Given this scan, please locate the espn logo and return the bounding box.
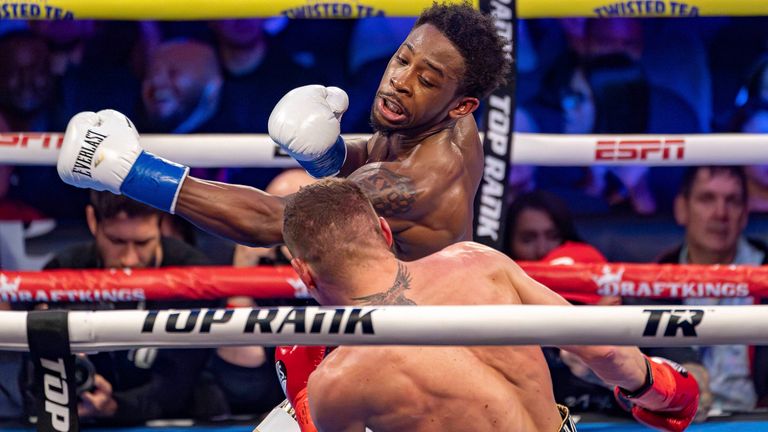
[0,133,64,148]
[595,139,684,161]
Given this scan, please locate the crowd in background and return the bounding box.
[2,14,768,426]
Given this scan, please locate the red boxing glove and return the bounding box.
[614,356,700,432]
[275,345,326,432]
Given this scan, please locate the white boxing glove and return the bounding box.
[268,85,348,178]
[57,109,189,212]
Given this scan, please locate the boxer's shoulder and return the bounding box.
[436,241,507,261]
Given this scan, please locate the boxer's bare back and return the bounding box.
[307,243,566,432]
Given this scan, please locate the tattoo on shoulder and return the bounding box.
[352,263,417,305]
[350,166,418,216]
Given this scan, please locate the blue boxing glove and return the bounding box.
[57,109,188,213]
[268,85,348,178]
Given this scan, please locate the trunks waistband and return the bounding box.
[557,404,578,432]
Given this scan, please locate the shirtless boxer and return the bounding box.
[56,3,562,430]
[56,3,508,262]
[279,178,699,432]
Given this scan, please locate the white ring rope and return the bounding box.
[2,132,766,167]
[4,305,766,351]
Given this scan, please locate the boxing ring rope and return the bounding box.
[2,132,767,166]
[2,305,766,351]
[0,262,763,304]
[1,0,765,20]
[4,4,765,432]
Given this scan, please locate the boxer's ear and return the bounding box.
[86,205,98,236]
[448,96,479,119]
[379,217,394,248]
[290,258,317,294]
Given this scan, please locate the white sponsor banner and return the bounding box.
[3,132,768,167]
[0,305,766,351]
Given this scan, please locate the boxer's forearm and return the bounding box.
[562,345,648,392]
[176,177,285,246]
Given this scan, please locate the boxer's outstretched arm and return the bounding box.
[175,177,285,246]
[502,254,648,391]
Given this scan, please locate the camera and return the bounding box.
[73,356,96,395]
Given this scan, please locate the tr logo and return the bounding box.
[642,309,704,337]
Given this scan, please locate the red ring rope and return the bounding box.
[0,262,764,304]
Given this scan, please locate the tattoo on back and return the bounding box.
[352,263,417,305]
[350,166,417,216]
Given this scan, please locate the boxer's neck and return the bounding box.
[315,255,404,306]
[389,118,457,152]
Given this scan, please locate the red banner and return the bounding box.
[0,266,307,303]
[0,263,763,303]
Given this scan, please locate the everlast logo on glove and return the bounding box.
[642,309,704,337]
[71,129,108,178]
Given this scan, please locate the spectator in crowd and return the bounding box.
[209,19,318,133]
[728,103,768,212]
[652,166,767,413]
[40,191,224,423]
[568,17,710,133]
[140,39,224,135]
[504,190,584,262]
[139,38,227,239]
[537,53,656,215]
[0,30,88,219]
[30,20,142,129]
[209,19,323,190]
[28,20,97,77]
[0,31,55,131]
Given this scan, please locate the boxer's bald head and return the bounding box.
[283,178,394,281]
[266,169,315,197]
